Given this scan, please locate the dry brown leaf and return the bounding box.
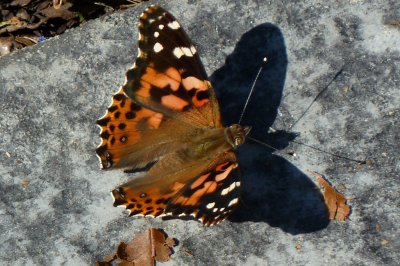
[15,36,37,46]
[387,21,400,27]
[10,0,33,6]
[314,172,351,221]
[295,243,302,251]
[97,228,176,265]
[40,2,75,20]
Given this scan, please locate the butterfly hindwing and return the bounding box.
[167,159,240,226]
[111,155,240,226]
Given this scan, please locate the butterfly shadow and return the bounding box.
[210,23,329,234]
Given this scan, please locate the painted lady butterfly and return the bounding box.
[96,5,250,226]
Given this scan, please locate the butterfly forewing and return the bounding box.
[124,5,221,128]
[97,5,242,226]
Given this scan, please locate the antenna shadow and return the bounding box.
[210,23,329,234]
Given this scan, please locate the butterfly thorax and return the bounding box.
[179,124,249,163]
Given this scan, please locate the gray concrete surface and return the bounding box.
[1,0,399,265]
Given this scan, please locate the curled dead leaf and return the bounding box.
[97,228,177,265]
[314,172,351,221]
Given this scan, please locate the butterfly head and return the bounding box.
[225,124,251,148]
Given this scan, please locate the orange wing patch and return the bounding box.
[120,5,222,128]
[96,88,164,169]
[125,64,211,112]
[112,180,185,217]
[166,160,240,226]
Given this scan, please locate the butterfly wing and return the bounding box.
[124,5,221,127]
[166,159,241,226]
[112,153,240,226]
[97,5,242,225]
[96,5,221,170]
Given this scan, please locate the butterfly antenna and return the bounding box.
[247,136,279,152]
[284,67,366,164]
[292,140,367,164]
[238,57,268,125]
[289,68,344,130]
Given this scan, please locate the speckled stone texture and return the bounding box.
[0,0,399,265]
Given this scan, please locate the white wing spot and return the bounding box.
[159,24,164,30]
[221,187,230,196]
[221,182,237,196]
[148,19,155,24]
[206,202,215,209]
[228,198,239,207]
[153,42,164,53]
[190,45,197,54]
[220,208,225,212]
[168,21,180,29]
[235,181,241,187]
[154,31,160,38]
[213,208,219,213]
[173,47,184,58]
[181,47,193,57]
[173,47,194,58]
